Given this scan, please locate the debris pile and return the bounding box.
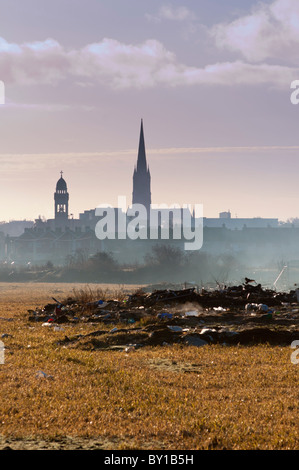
[194,283,297,309]
[27,281,299,349]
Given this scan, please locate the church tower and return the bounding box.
[54,171,69,222]
[132,119,151,213]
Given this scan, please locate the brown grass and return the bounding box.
[0,282,298,450]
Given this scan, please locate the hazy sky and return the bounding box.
[0,0,299,222]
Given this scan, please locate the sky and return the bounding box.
[0,0,299,222]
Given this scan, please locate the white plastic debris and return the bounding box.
[200,328,216,335]
[213,307,226,312]
[185,310,199,317]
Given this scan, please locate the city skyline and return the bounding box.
[0,0,299,222]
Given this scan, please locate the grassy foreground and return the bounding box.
[0,282,298,450]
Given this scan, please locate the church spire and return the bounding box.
[136,119,147,172]
[132,119,151,212]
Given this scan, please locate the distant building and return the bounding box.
[219,211,231,219]
[203,215,278,230]
[132,119,151,213]
[0,220,34,237]
[1,120,293,267]
[54,171,69,223]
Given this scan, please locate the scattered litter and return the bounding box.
[245,303,259,312]
[25,281,299,349]
[185,310,199,317]
[53,326,64,332]
[200,328,217,335]
[258,304,274,313]
[157,313,173,320]
[36,370,54,380]
[124,346,136,353]
[97,300,108,309]
[167,325,183,332]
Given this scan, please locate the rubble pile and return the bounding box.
[193,283,297,309]
[27,281,299,349]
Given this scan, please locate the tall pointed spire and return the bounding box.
[136,119,147,172]
[132,119,151,213]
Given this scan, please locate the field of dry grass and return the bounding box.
[0,282,298,450]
